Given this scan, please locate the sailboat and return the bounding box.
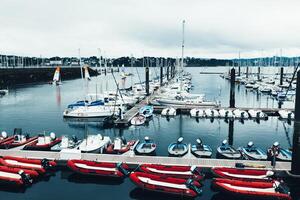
[84,66,91,81]
[51,67,62,85]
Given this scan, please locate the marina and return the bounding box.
[1,1,300,199]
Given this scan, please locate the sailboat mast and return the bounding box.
[79,48,83,79]
[181,20,185,73]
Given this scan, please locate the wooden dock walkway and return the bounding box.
[114,98,149,126]
[0,149,291,171]
[153,105,294,116]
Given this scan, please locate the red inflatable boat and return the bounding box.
[211,167,274,181]
[105,139,136,154]
[213,178,291,200]
[67,160,129,178]
[23,136,61,151]
[0,156,57,174]
[0,165,35,186]
[139,164,204,181]
[0,135,38,149]
[130,172,202,197]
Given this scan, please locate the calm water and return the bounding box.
[0,67,299,200]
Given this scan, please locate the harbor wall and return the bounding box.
[0,66,98,85]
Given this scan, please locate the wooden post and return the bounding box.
[228,119,234,146]
[246,66,249,78]
[280,67,284,86]
[229,68,235,108]
[160,65,163,86]
[257,66,260,80]
[145,66,150,96]
[167,66,170,81]
[292,70,300,175]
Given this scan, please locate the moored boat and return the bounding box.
[211,167,275,181]
[67,160,129,178]
[212,178,291,200]
[217,140,241,159]
[0,166,33,186]
[23,132,61,151]
[190,108,205,118]
[131,114,146,126]
[267,142,292,162]
[139,105,153,118]
[0,133,38,149]
[129,172,202,198]
[219,109,234,118]
[77,134,111,153]
[139,164,204,181]
[51,135,81,151]
[248,109,268,120]
[239,141,268,160]
[134,137,156,155]
[191,138,213,158]
[105,138,136,154]
[168,137,188,157]
[161,107,176,116]
[0,156,57,174]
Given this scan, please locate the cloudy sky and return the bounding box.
[1,0,300,58]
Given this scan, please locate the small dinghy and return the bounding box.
[205,109,220,118]
[139,164,204,181]
[211,167,275,181]
[77,134,111,153]
[190,108,205,118]
[278,110,294,120]
[217,140,241,159]
[129,172,202,198]
[191,138,213,158]
[0,165,34,186]
[105,138,136,154]
[139,105,153,118]
[0,156,57,174]
[134,136,156,155]
[168,137,188,157]
[51,135,81,151]
[239,141,268,160]
[131,115,146,126]
[233,109,249,119]
[67,160,129,178]
[248,109,268,120]
[267,142,292,162]
[219,109,234,118]
[212,178,291,200]
[23,132,61,151]
[161,107,176,116]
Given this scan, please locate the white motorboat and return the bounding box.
[278,110,294,120]
[219,109,234,118]
[233,109,249,119]
[63,105,123,118]
[204,109,219,118]
[248,109,268,119]
[190,108,205,117]
[76,134,111,153]
[51,135,81,151]
[154,97,217,107]
[161,107,176,116]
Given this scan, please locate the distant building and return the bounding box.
[50,60,62,65]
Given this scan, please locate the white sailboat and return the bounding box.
[84,66,91,81]
[52,67,62,85]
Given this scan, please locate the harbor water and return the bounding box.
[0,67,299,200]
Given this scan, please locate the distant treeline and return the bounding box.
[0,54,299,68]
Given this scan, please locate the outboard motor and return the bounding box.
[222,140,228,146]
[71,135,78,143]
[1,131,7,139]
[177,137,184,144]
[144,136,150,142]
[247,141,254,149]
[18,170,33,185]
[50,132,56,140]
[116,163,129,177]
[185,179,202,195]
[196,138,203,149]
[41,159,51,170]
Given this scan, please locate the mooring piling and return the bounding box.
[145,66,150,96]
[160,65,163,86]
[292,70,300,175]
[280,67,284,86]
[230,68,235,108]
[228,119,234,146]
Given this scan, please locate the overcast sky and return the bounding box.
[1,0,300,58]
